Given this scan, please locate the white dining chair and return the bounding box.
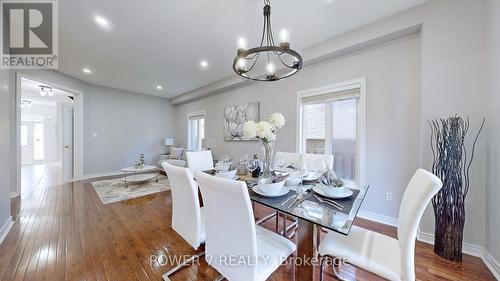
[186,150,214,174]
[301,153,334,172]
[161,162,205,280]
[317,169,443,281]
[195,171,297,281]
[256,151,302,232]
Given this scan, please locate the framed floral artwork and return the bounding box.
[224,102,259,141]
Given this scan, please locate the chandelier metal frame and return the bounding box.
[232,0,303,81]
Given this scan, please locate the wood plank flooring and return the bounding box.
[0,176,496,281]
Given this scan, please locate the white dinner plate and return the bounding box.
[303,172,321,182]
[312,184,353,199]
[252,186,289,197]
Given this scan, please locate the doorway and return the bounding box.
[18,77,76,196]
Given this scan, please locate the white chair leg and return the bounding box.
[162,251,205,281]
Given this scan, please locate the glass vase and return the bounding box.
[260,139,274,179]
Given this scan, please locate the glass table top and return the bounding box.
[203,170,369,236]
[247,182,369,235]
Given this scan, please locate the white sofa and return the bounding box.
[158,149,196,170]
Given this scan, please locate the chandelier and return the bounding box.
[232,0,303,81]
[39,85,53,97]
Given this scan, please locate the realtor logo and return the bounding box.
[1,1,58,69]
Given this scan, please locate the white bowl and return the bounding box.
[285,177,302,186]
[216,169,237,179]
[215,162,231,172]
[320,184,349,197]
[257,179,285,195]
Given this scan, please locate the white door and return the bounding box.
[61,108,74,181]
[33,122,45,164]
[21,122,34,165]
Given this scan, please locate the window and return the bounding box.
[298,79,366,184]
[188,112,205,150]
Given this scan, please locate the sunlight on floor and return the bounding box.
[21,162,63,196]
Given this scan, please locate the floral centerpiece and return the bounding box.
[243,113,286,179]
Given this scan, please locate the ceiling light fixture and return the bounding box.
[94,15,112,31]
[233,0,302,81]
[200,60,209,69]
[156,85,163,90]
[39,85,54,97]
[82,68,91,74]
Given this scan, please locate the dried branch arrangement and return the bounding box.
[429,116,485,262]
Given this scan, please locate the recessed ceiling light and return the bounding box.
[200,60,209,69]
[82,68,91,74]
[94,15,112,31]
[156,85,163,90]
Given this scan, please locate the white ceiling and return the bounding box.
[58,0,428,99]
[21,78,74,106]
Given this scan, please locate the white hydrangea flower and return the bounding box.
[242,121,257,139]
[269,113,286,128]
[256,121,274,140]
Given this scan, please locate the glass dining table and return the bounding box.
[204,170,369,280]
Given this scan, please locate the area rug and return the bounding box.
[91,175,170,204]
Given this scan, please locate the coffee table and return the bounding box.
[121,165,159,188]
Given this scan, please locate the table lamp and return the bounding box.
[164,137,174,153]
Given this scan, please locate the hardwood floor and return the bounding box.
[0,176,495,281]
[21,163,63,197]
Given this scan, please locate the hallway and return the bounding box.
[21,163,63,197]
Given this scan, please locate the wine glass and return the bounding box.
[246,158,259,174]
[275,156,286,172]
[239,153,249,166]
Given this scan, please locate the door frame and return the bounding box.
[15,72,84,195]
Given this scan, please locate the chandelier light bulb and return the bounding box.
[266,62,275,75]
[40,89,47,96]
[48,89,54,96]
[279,29,288,43]
[237,37,247,50]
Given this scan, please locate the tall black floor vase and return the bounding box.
[429,116,484,262]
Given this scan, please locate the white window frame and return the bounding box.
[187,111,206,150]
[296,78,366,186]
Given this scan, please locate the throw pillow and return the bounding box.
[169,147,184,160]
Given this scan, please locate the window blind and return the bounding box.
[188,113,204,120]
[301,88,360,105]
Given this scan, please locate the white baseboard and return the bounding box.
[357,209,399,227]
[0,216,14,245]
[416,230,484,257]
[356,211,499,279]
[74,171,122,182]
[417,229,500,280]
[483,250,500,280]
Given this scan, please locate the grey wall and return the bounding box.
[12,70,177,179]
[84,85,176,175]
[177,34,422,219]
[0,69,13,229]
[176,0,489,248]
[486,0,500,263]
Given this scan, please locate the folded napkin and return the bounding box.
[320,169,344,187]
